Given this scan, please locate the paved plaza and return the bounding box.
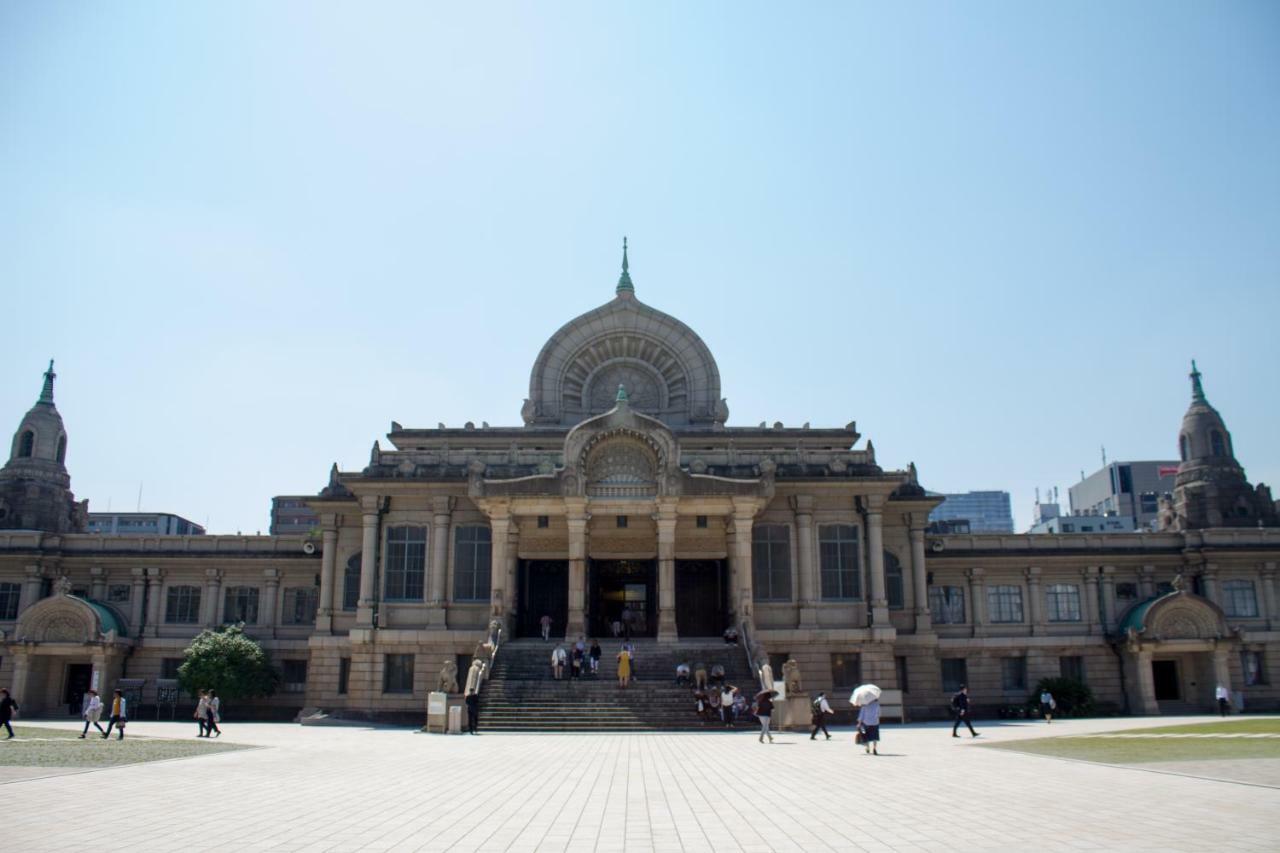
[5,716,1279,852]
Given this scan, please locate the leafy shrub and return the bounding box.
[1028,677,1095,717]
[177,624,281,701]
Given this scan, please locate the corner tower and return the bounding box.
[0,361,88,532]
[1166,361,1278,530]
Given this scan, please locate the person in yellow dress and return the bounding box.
[616,647,632,688]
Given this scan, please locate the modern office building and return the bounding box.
[1,250,1278,725]
[86,513,206,536]
[927,490,1014,533]
[1070,461,1179,531]
[270,496,319,536]
[1029,513,1135,534]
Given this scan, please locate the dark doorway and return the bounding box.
[589,560,656,638]
[518,560,568,639]
[675,559,727,637]
[1152,659,1180,701]
[64,663,93,716]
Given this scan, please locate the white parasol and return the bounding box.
[849,684,882,707]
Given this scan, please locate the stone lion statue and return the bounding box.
[438,659,459,694]
[782,658,802,694]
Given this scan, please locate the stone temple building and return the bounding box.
[2,248,1278,722]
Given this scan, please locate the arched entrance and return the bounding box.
[1119,587,1235,715]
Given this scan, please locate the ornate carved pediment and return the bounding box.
[584,434,659,498]
[1143,593,1228,643]
[14,595,103,644]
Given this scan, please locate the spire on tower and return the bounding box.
[39,359,56,405]
[616,236,634,295]
[1189,359,1207,404]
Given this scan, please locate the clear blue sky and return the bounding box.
[2,2,1277,533]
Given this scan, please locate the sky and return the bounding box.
[1,2,1277,534]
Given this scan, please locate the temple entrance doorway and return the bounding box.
[675,560,727,637]
[1152,659,1181,701]
[517,560,568,638]
[63,663,93,716]
[589,560,656,639]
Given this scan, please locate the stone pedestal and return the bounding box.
[779,694,812,731]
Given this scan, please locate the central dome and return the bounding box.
[522,242,727,429]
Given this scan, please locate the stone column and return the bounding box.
[1026,566,1044,636]
[316,519,338,633]
[1139,564,1156,599]
[18,565,43,616]
[356,495,381,628]
[966,567,986,638]
[656,499,678,641]
[1083,567,1100,633]
[489,509,510,629]
[1261,562,1277,631]
[731,498,756,621]
[262,568,280,638]
[203,568,223,628]
[10,652,30,711]
[791,496,817,628]
[1099,565,1116,632]
[909,515,931,633]
[566,499,588,639]
[129,568,146,637]
[1212,646,1232,694]
[504,523,519,622]
[427,496,454,628]
[866,495,889,627]
[89,566,106,601]
[1134,649,1159,715]
[145,568,164,637]
[1200,563,1219,604]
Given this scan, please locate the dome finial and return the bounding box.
[616,236,634,295]
[616,384,629,405]
[1190,359,1207,404]
[39,359,56,404]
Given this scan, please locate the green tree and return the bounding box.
[177,624,280,701]
[1028,676,1095,717]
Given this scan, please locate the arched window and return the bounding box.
[884,551,905,610]
[343,554,361,611]
[1210,431,1226,457]
[1179,434,1188,462]
[56,435,66,463]
[18,430,34,458]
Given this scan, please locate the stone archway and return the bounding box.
[1118,589,1235,715]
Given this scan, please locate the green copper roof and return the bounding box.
[616,237,634,294]
[73,596,126,636]
[1117,594,1165,635]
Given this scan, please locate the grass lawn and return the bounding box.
[0,726,251,768]
[985,718,1280,764]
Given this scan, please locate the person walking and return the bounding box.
[1216,684,1231,717]
[102,689,127,740]
[79,689,105,738]
[589,639,602,676]
[551,645,567,680]
[620,606,633,641]
[809,692,833,740]
[540,614,552,641]
[755,690,776,744]
[0,688,19,739]
[194,690,210,737]
[616,646,632,688]
[1039,689,1056,724]
[465,690,479,735]
[206,690,222,737]
[950,685,979,738]
[858,697,881,755]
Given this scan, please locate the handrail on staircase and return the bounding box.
[737,617,768,691]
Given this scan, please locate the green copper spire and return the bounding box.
[616,384,629,404]
[616,236,634,295]
[39,359,56,405]
[1190,359,1207,404]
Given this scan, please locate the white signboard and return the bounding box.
[427,691,447,716]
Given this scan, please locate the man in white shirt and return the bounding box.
[720,685,736,727]
[675,662,691,686]
[809,692,834,740]
[1216,684,1231,717]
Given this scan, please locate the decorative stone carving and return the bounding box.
[1148,600,1223,641]
[782,659,802,694]
[585,436,658,498]
[438,660,459,694]
[587,363,664,414]
[41,615,87,642]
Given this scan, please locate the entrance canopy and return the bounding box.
[1119,588,1230,649]
[13,589,126,645]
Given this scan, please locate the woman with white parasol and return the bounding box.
[850,684,882,755]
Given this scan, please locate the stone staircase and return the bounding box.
[476,638,760,731]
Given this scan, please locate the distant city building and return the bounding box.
[1029,513,1135,534]
[927,490,1014,533]
[1070,460,1179,531]
[86,512,205,536]
[271,496,319,535]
